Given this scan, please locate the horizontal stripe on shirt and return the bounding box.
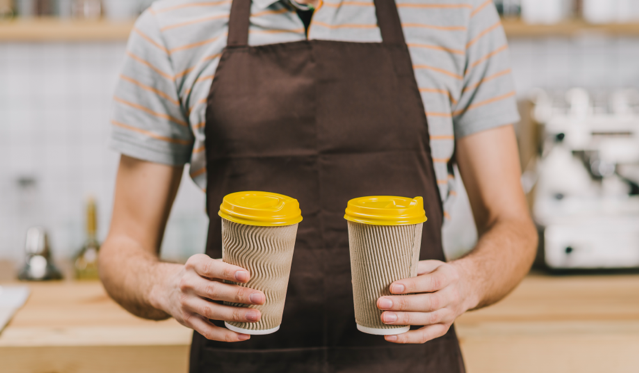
[110,0,520,203]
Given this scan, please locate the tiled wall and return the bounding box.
[2,35,639,265]
[509,36,639,93]
[0,42,207,265]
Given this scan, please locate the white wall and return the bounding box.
[0,42,208,265]
[509,36,639,94]
[2,36,639,265]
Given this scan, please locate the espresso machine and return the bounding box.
[533,88,639,270]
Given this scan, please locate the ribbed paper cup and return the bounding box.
[347,221,423,335]
[222,218,298,335]
[344,196,427,335]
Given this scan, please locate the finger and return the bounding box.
[378,288,454,312]
[384,324,450,344]
[390,264,456,294]
[183,311,250,342]
[185,254,251,283]
[182,275,265,305]
[417,260,445,275]
[381,309,451,326]
[182,295,261,323]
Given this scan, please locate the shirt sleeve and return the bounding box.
[451,0,520,138]
[110,9,194,166]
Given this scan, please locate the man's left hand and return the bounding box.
[377,260,474,344]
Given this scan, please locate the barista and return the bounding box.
[99,0,537,372]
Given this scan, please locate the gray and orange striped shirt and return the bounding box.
[110,0,519,213]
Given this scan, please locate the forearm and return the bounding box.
[99,234,181,320]
[452,216,537,311]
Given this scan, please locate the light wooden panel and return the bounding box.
[456,274,639,373]
[0,281,191,372]
[460,329,639,373]
[0,281,192,347]
[3,18,639,42]
[2,275,639,372]
[503,19,639,37]
[458,274,639,323]
[0,18,134,42]
[0,346,189,373]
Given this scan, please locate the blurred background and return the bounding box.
[2,1,639,372]
[0,0,207,271]
[3,0,639,271]
[0,0,639,272]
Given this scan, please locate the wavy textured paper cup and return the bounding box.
[218,191,302,334]
[347,221,423,335]
[222,218,298,334]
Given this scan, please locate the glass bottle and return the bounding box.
[74,197,100,280]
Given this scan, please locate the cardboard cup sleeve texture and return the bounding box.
[222,218,298,334]
[347,221,423,335]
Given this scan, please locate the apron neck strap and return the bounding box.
[227,0,406,47]
[227,0,251,47]
[374,0,406,45]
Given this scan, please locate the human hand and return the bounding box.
[376,260,473,344]
[154,254,265,342]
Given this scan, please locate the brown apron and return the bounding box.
[190,0,466,371]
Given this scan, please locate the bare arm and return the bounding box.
[99,155,265,341]
[378,125,538,343]
[99,155,183,320]
[453,124,538,310]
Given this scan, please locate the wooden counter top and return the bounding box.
[456,274,639,373]
[0,281,190,347]
[0,281,191,373]
[1,274,639,373]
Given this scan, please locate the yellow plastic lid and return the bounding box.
[219,191,303,227]
[344,196,427,226]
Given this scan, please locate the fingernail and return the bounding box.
[246,310,260,321]
[383,312,397,323]
[378,298,393,309]
[386,335,398,342]
[390,284,405,294]
[238,334,251,341]
[235,271,249,282]
[249,293,263,304]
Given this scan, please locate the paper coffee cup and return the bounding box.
[344,196,427,335]
[219,191,302,335]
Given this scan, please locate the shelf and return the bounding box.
[0,18,135,42]
[503,19,639,38]
[2,18,639,42]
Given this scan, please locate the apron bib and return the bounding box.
[190,1,466,371]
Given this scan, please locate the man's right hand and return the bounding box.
[100,157,264,343]
[152,254,265,342]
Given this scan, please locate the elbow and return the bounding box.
[97,238,116,286]
[97,239,124,308]
[494,213,538,272]
[520,216,539,272]
[497,214,539,275]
